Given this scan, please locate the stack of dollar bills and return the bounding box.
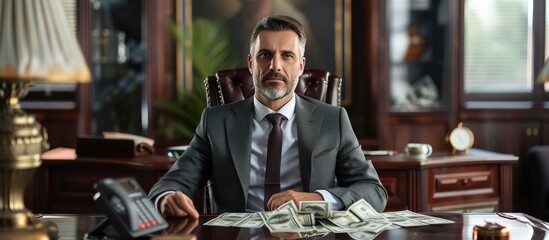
[204,199,454,239]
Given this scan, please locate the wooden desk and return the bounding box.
[28,148,517,214]
[368,149,518,213]
[39,212,549,239]
[27,148,175,214]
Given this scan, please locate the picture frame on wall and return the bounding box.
[176,0,352,105]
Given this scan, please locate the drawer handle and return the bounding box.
[462,178,469,185]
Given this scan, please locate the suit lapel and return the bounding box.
[296,97,322,192]
[224,97,322,202]
[226,98,254,202]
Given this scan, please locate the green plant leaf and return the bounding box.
[155,18,238,141]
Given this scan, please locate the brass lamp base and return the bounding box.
[0,81,57,238]
[0,211,58,240]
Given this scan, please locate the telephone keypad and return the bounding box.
[93,177,168,238]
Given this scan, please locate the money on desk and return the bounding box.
[204,199,454,238]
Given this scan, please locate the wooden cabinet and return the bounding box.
[376,170,410,212]
[356,0,549,156]
[354,0,459,151]
[465,118,542,157]
[82,0,172,138]
[387,113,450,152]
[26,149,175,214]
[428,165,500,212]
[461,114,545,212]
[24,0,174,148]
[369,149,517,212]
[454,111,549,164]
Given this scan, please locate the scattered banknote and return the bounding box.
[348,230,383,240]
[203,212,255,227]
[321,218,390,233]
[277,200,298,212]
[204,199,454,237]
[391,210,455,225]
[299,201,331,219]
[380,212,428,227]
[348,199,388,222]
[259,207,305,233]
[330,210,348,218]
[285,225,331,238]
[233,213,265,228]
[297,211,316,226]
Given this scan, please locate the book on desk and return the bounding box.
[76,132,155,158]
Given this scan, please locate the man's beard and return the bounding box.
[257,71,292,100]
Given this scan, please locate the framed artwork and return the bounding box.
[177,0,352,105]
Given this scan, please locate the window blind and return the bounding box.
[464,0,533,93]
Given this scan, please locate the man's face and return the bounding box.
[248,30,305,102]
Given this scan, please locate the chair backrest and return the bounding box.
[204,68,342,107]
[520,146,549,221]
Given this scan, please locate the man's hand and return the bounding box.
[266,190,324,211]
[160,192,199,218]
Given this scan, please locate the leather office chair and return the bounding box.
[205,68,342,107]
[520,146,549,221]
[201,68,342,213]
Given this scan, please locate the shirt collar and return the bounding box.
[253,94,296,121]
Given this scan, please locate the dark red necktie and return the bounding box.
[264,113,286,210]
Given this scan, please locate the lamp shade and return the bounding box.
[0,0,91,83]
[537,60,549,84]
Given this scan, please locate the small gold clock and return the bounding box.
[446,122,475,154]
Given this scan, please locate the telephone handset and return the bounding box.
[91,177,167,239]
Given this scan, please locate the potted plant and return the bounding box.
[155,18,237,142]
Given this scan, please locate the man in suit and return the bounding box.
[149,15,387,218]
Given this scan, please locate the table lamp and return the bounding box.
[0,0,91,238]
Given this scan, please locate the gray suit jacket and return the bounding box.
[149,95,388,212]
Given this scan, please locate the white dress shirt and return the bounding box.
[246,95,342,211]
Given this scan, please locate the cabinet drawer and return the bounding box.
[435,171,491,193]
[430,165,499,201]
[378,171,408,211]
[48,167,145,213]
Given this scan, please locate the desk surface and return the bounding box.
[40,212,548,239]
[40,147,517,170]
[367,148,518,169]
[41,147,175,169]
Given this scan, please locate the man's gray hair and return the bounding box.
[249,15,307,57]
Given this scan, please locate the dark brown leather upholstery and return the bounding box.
[204,68,342,107]
[520,146,549,221]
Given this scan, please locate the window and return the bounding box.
[464,0,532,94]
[462,0,549,108]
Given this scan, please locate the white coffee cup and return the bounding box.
[405,143,433,160]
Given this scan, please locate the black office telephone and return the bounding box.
[90,177,167,239]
